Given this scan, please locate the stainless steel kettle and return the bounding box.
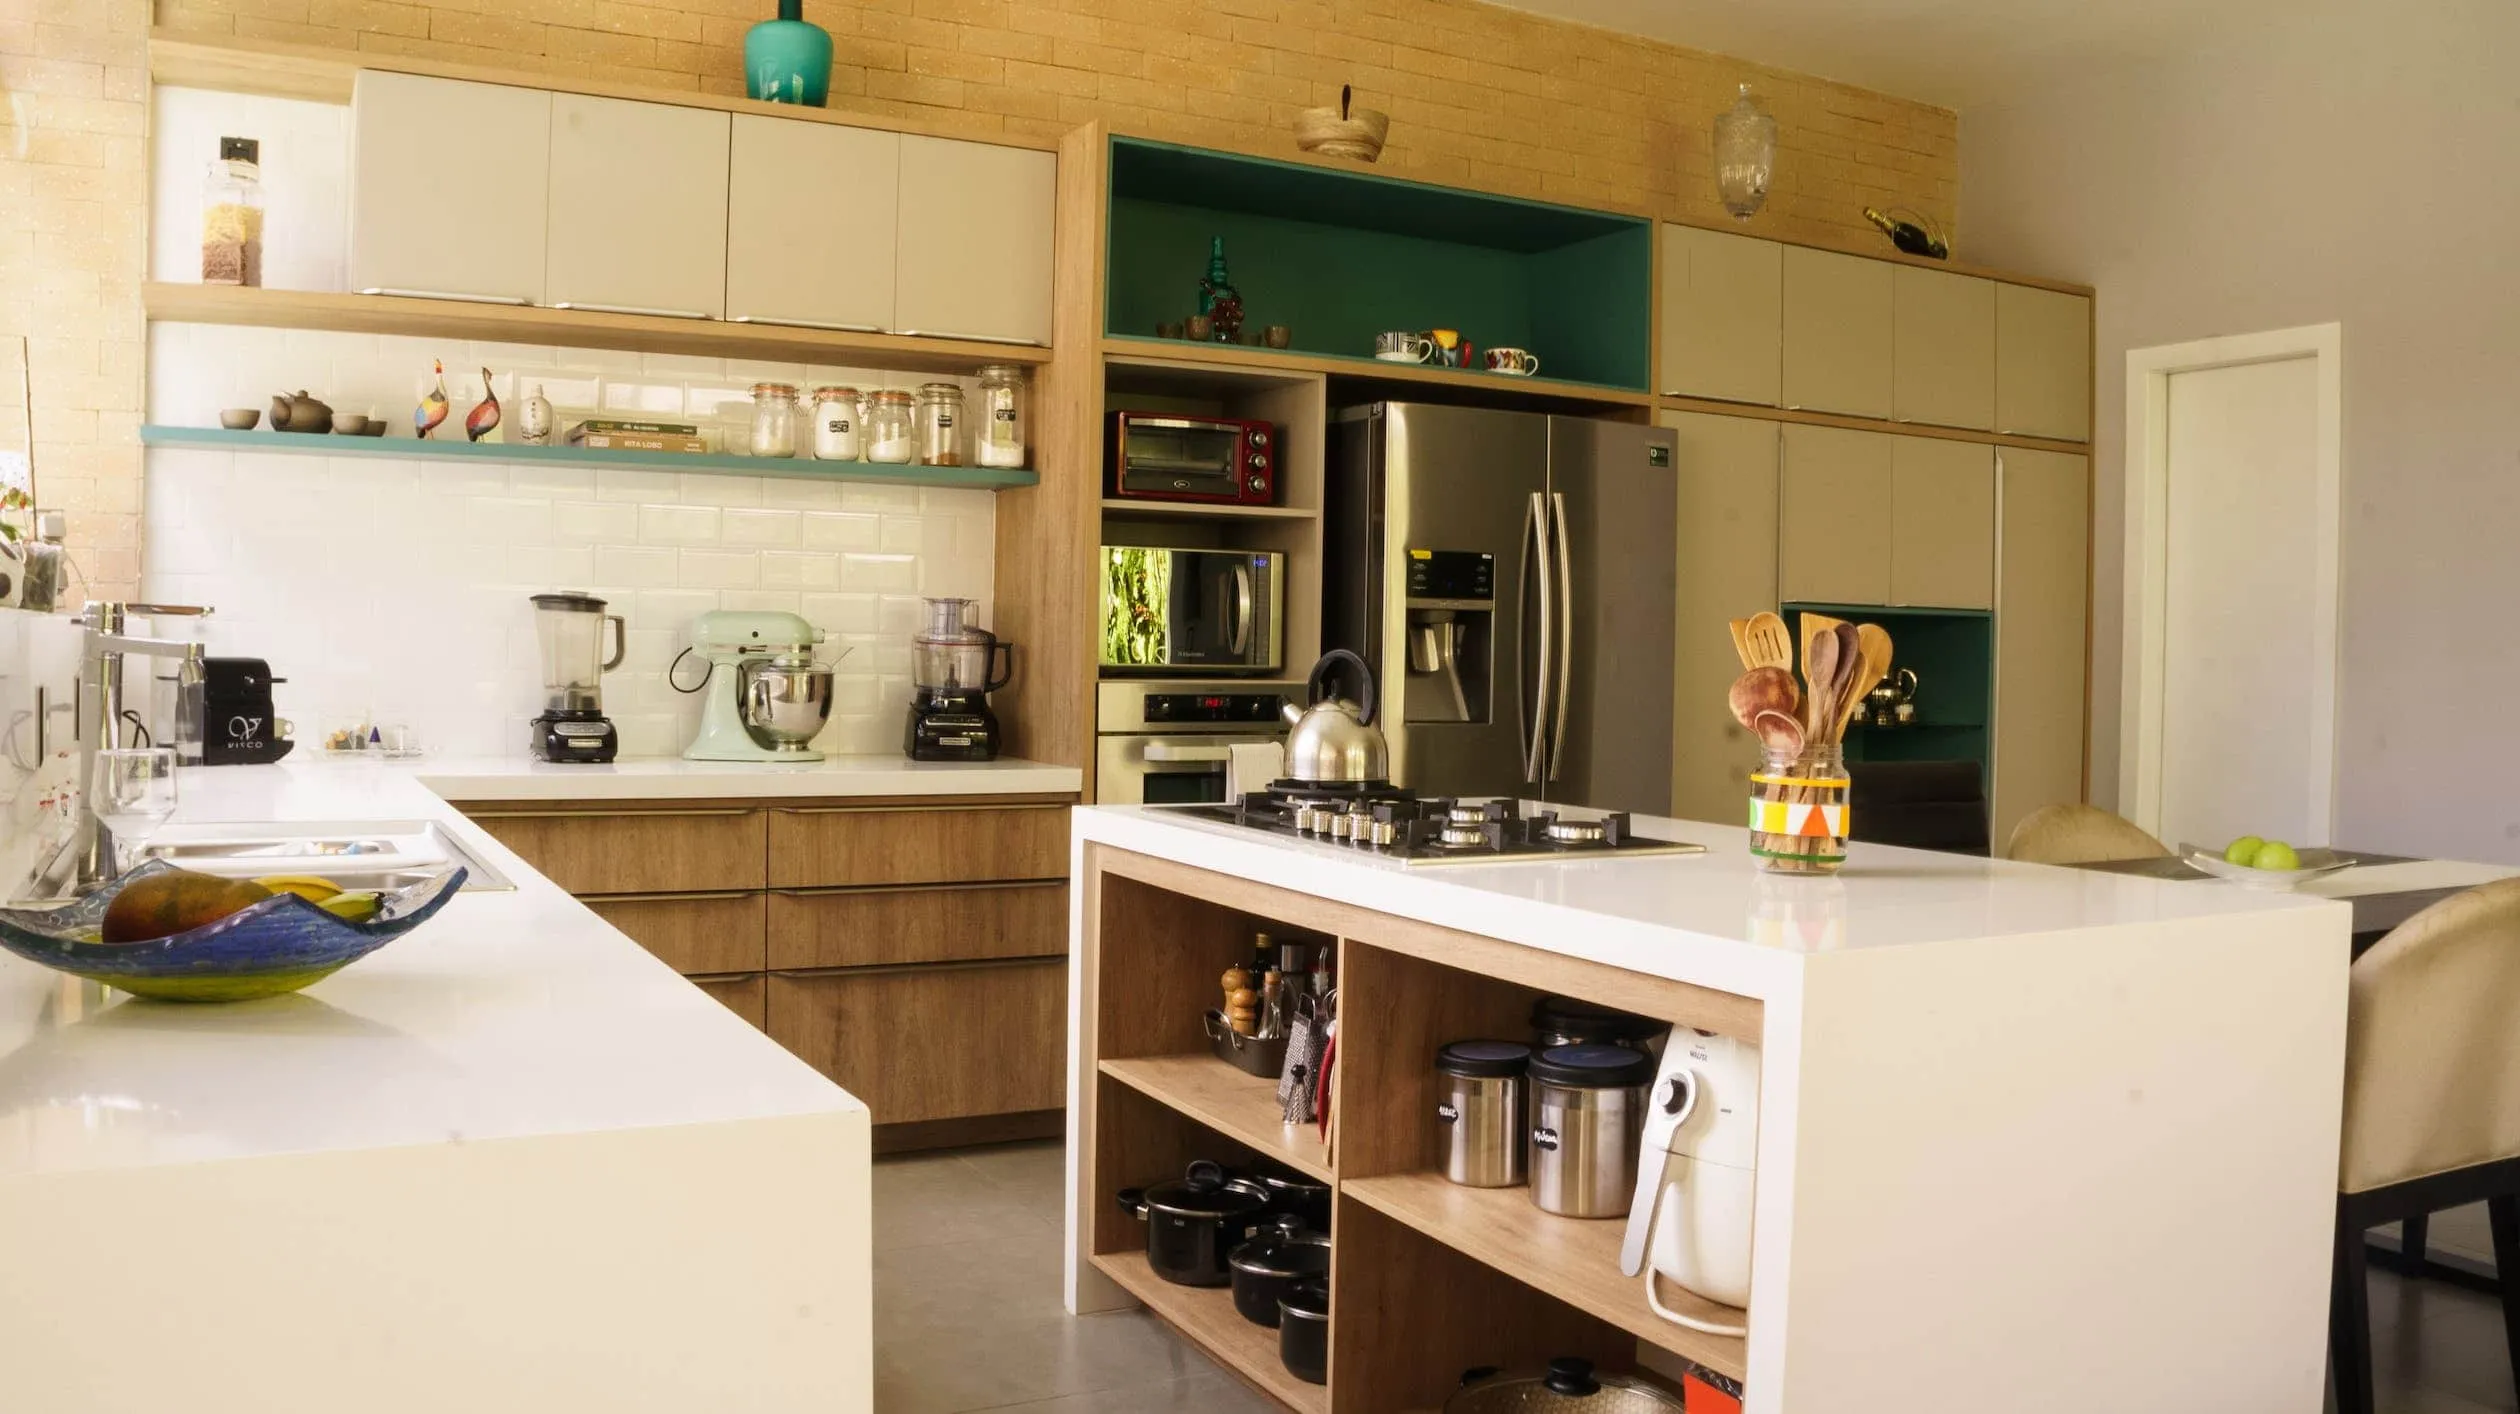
[1279,648,1388,784]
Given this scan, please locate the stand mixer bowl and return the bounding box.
[740,656,835,752]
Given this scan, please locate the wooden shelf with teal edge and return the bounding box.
[139,425,1040,491]
[1782,603,1994,774]
[1102,136,1653,394]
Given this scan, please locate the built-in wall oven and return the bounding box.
[1094,680,1298,805]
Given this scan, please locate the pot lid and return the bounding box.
[1243,1157,1331,1197]
[1530,995,1663,1042]
[1438,1039,1533,1079]
[1277,1276,1329,1323]
[1527,1044,1656,1089]
[1230,1218,1331,1279]
[1142,1160,1270,1221]
[1444,1359,1687,1414]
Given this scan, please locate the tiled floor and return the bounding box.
[872,1140,1277,1413]
[878,1140,2515,1414]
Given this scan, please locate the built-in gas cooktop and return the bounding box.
[1185,781,1707,868]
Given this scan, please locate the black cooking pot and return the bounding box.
[1117,1160,1272,1287]
[1228,1214,1332,1327]
[1278,1277,1330,1384]
[1239,1157,1333,1233]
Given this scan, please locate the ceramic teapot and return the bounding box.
[269,389,334,434]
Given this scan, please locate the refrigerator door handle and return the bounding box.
[1549,490,1573,779]
[1517,491,1551,784]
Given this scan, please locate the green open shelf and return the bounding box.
[1784,604,1994,775]
[138,425,1040,490]
[1105,137,1651,392]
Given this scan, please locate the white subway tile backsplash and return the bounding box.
[145,325,996,760]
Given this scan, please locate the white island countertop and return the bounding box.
[0,758,879,1412]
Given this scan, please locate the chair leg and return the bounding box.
[2332,1200,2376,1414]
[2486,1195,2520,1402]
[2402,1213,2430,1274]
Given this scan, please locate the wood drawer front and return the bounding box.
[587,892,767,975]
[692,973,767,1030]
[466,809,766,895]
[767,805,1067,888]
[768,882,1066,970]
[767,960,1067,1125]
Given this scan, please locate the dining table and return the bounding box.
[2070,850,2520,957]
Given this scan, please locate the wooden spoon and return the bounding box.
[1827,622,1862,741]
[1727,666,1800,733]
[1740,612,1795,674]
[1727,618,1756,672]
[1801,627,1842,743]
[1832,623,1896,741]
[1752,708,1805,756]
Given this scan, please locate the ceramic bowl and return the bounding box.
[356,422,386,436]
[333,413,371,435]
[2179,843,2355,892]
[0,859,465,1000]
[218,408,261,430]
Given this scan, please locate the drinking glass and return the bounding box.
[92,747,179,875]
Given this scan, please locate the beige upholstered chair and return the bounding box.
[2328,878,2520,1414]
[2000,803,2170,865]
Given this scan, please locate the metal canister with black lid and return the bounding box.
[1527,1044,1657,1218]
[1436,1039,1532,1188]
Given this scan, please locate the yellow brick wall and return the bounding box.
[3,0,1956,592]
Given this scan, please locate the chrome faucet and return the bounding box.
[31,601,213,896]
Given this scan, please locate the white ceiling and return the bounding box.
[1493,0,2295,109]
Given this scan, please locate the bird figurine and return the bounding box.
[415,360,450,440]
[464,367,501,443]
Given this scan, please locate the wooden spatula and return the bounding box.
[1741,611,1795,674]
[1832,623,1895,741]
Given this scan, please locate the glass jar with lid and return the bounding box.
[974,364,1027,469]
[865,389,917,464]
[809,386,863,462]
[915,382,965,467]
[749,382,798,458]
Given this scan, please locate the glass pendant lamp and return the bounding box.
[1712,84,1777,220]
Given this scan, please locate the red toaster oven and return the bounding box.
[1106,411,1277,505]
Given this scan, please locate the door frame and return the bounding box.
[2118,323,2343,840]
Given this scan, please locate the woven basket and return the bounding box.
[1295,87,1389,163]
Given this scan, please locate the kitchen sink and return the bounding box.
[142,820,515,893]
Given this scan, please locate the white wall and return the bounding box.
[1959,0,2520,860]
[145,325,996,759]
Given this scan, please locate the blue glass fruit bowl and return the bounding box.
[0,859,465,1001]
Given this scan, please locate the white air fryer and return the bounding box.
[1618,1027,1760,1334]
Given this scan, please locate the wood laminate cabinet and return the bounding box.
[584,891,768,974]
[894,136,1055,346]
[1888,437,1995,609]
[725,116,898,331]
[766,959,1067,1125]
[768,881,1065,970]
[692,973,768,1029]
[1661,411,1779,822]
[1778,424,1892,605]
[463,808,766,894]
[347,73,550,305]
[1781,246,1894,418]
[766,802,1067,886]
[546,94,731,319]
[1996,285,2093,441]
[1892,266,1996,430]
[1993,448,2091,845]
[1658,225,1782,405]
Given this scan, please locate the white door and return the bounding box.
[2153,355,2331,848]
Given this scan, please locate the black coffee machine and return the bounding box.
[906,597,1013,762]
[200,657,294,764]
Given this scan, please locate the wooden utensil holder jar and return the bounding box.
[1750,743,1849,874]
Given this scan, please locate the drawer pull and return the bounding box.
[771,955,1062,981]
[770,880,1059,899]
[582,889,763,904]
[770,803,1069,816]
[463,807,757,820]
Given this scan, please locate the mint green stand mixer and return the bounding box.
[677,610,840,762]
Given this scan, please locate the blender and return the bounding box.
[529,592,625,762]
[906,597,1013,761]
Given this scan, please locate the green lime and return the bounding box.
[2251,840,2301,872]
[2224,835,2265,865]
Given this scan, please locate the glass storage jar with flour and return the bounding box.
[809,386,863,461]
[865,389,917,464]
[974,364,1028,469]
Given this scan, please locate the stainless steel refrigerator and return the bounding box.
[1325,403,1678,813]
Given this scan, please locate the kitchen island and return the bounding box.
[1063,804,2352,1414]
[0,756,1086,1412]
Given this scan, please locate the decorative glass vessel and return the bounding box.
[745,0,832,107]
[1749,741,1848,875]
[1711,84,1776,221]
[201,136,262,286]
[1198,237,1244,342]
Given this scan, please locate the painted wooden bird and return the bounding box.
[415,359,450,440]
[464,366,501,443]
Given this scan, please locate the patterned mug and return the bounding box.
[1374,331,1434,363]
[1485,346,1540,376]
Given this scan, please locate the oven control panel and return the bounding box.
[1141,692,1286,725]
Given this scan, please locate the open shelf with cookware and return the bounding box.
[1101,138,1653,394]
[1077,848,1765,1412]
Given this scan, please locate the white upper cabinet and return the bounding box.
[894,136,1054,346]
[546,94,730,319]
[726,116,898,332]
[1995,285,2093,441]
[1892,266,1996,430]
[1659,224,1782,405]
[1780,246,1894,418]
[348,73,550,306]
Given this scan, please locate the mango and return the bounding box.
[102,870,275,943]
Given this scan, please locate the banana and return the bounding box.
[253,875,345,903]
[316,891,382,923]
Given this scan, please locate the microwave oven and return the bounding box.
[1099,546,1284,674]
[1106,411,1276,505]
